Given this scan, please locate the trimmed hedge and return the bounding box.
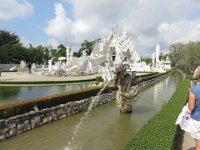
[137,71,169,83]
[96,76,104,82]
[0,86,116,119]
[122,77,190,150]
[137,72,158,78]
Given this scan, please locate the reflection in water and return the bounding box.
[0,72,183,150]
[0,86,21,99]
[0,83,95,105]
[153,72,182,109]
[112,112,134,149]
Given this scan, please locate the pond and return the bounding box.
[0,83,96,105]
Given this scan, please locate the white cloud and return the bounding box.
[0,0,33,20]
[44,3,72,40]
[45,0,200,56]
[44,3,107,48]
[158,20,200,44]
[47,38,60,49]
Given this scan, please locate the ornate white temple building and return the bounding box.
[35,25,140,77]
[90,25,140,67]
[54,25,142,76]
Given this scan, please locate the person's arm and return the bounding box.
[188,91,196,112]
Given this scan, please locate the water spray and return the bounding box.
[66,73,112,150]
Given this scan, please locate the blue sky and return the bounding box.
[1,0,200,56]
[0,0,74,45]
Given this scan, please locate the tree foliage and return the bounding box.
[169,41,200,74]
[0,29,68,64]
[159,53,167,61]
[141,57,152,65]
[0,29,20,46]
[73,39,100,57]
[0,29,101,65]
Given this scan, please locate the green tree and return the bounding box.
[12,43,28,63]
[73,39,100,57]
[33,45,45,64]
[0,44,13,63]
[0,29,21,63]
[57,44,66,57]
[159,53,167,61]
[169,41,200,74]
[43,46,51,64]
[0,29,20,46]
[73,51,81,57]
[141,57,152,65]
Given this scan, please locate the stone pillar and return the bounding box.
[48,60,52,72]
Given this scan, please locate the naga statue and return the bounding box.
[114,63,138,113]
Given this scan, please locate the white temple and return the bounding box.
[90,25,140,67]
[43,25,141,77]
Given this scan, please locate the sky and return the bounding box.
[1,0,200,57]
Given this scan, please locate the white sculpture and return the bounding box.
[48,57,55,72]
[17,60,27,73]
[32,63,36,72]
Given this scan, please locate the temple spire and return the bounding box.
[122,24,127,39]
[155,43,160,64]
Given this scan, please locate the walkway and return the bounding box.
[0,72,100,83]
[181,132,195,150]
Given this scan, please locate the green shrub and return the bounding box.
[137,72,158,78]
[122,78,190,150]
[96,76,104,82]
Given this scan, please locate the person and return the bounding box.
[188,65,200,150]
[27,62,32,74]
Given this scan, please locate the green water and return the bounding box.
[0,72,183,150]
[0,83,96,105]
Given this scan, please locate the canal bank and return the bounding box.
[123,76,191,150]
[0,71,182,150]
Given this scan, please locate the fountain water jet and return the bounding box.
[66,79,112,149]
